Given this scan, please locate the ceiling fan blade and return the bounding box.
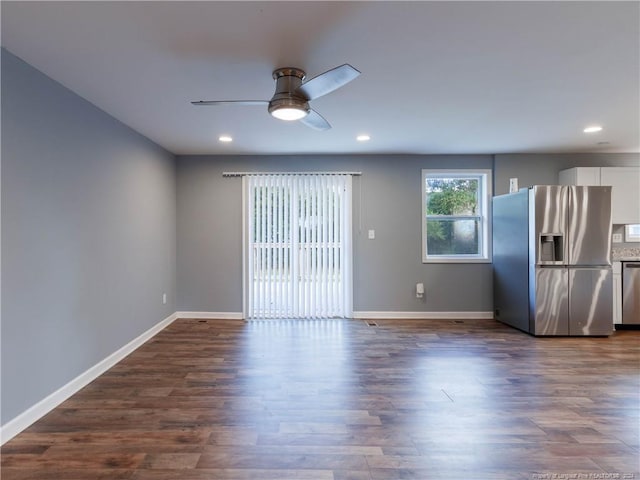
[191,100,268,106]
[299,109,331,131]
[296,64,360,100]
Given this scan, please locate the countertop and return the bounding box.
[612,247,640,262]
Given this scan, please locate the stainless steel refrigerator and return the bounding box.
[493,185,613,336]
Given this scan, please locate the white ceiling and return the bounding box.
[2,1,639,156]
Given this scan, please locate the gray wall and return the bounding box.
[176,154,494,314]
[177,152,639,315]
[1,49,177,424]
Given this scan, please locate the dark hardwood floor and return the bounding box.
[2,318,639,479]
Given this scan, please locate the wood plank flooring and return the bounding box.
[2,318,639,479]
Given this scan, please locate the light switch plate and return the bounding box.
[612,233,623,243]
[368,229,375,239]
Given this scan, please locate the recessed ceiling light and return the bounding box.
[583,126,603,133]
[219,135,233,143]
[356,134,371,142]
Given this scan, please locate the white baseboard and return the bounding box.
[0,312,178,445]
[176,311,244,320]
[176,311,493,321]
[352,311,494,320]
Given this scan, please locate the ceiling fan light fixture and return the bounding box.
[270,105,309,121]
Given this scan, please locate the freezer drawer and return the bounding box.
[533,267,568,335]
[622,262,640,325]
[569,268,612,336]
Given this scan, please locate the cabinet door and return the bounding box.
[613,273,622,325]
[576,167,601,185]
[613,261,622,325]
[600,167,640,224]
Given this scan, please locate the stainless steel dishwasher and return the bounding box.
[622,262,640,325]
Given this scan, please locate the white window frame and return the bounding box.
[625,224,640,243]
[421,169,492,263]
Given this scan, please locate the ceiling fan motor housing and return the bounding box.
[268,67,310,115]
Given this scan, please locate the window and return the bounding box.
[625,224,640,243]
[422,169,492,263]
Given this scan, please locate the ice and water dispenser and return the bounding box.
[539,234,564,263]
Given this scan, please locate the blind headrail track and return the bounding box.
[223,171,362,177]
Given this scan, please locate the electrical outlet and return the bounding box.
[368,229,375,240]
[162,293,167,305]
[612,233,623,243]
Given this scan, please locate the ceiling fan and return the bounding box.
[191,64,360,131]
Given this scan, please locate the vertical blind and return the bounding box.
[243,174,353,319]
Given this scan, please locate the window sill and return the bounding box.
[423,256,492,264]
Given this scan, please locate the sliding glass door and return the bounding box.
[243,174,352,319]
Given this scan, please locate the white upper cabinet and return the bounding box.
[600,167,640,224]
[559,167,640,224]
[558,167,601,186]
